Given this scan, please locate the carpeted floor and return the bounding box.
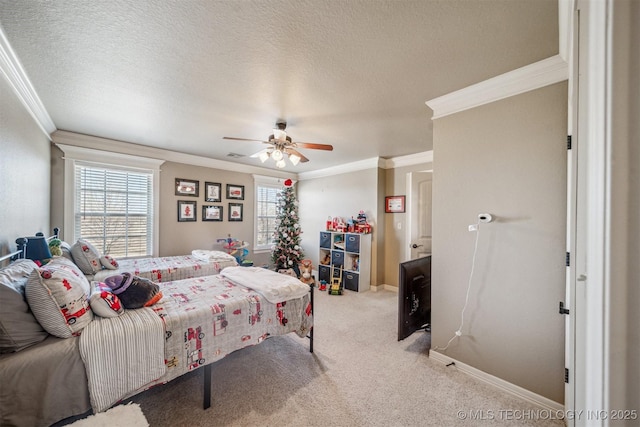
[126,289,564,426]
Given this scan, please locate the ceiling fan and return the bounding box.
[223,121,333,168]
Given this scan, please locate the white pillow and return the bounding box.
[89,282,124,318]
[70,239,102,274]
[25,257,93,338]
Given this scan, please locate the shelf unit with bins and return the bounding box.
[318,231,371,292]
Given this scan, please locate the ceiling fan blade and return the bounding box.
[285,148,310,163]
[294,141,334,151]
[223,136,270,143]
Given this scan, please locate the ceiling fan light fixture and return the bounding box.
[271,149,284,161]
[259,151,270,163]
[273,129,287,141]
[289,153,301,166]
[275,159,286,168]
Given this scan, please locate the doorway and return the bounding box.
[405,171,432,262]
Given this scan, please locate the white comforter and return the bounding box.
[220,266,311,304]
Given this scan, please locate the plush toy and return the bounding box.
[298,259,315,287]
[278,268,297,278]
[48,238,63,257]
[104,272,163,309]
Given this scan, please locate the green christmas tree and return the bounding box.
[271,183,304,272]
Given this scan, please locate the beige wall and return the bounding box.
[298,168,381,285]
[609,0,639,411]
[0,76,51,258]
[431,82,567,403]
[158,161,261,261]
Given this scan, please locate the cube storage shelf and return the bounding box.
[318,231,371,292]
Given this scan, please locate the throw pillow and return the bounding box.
[26,257,93,338]
[71,239,102,275]
[89,282,124,318]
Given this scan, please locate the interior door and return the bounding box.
[406,171,432,260]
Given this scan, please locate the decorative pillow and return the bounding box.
[25,257,93,338]
[100,255,119,270]
[0,259,49,353]
[89,282,124,318]
[71,239,102,274]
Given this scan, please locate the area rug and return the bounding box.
[68,403,148,427]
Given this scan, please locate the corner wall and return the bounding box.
[431,82,568,403]
[298,168,380,285]
[0,75,51,255]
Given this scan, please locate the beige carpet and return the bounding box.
[126,290,564,426]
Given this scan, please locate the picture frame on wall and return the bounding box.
[226,184,245,200]
[175,178,199,197]
[205,182,222,202]
[228,203,243,221]
[202,205,223,222]
[385,195,406,213]
[177,200,197,222]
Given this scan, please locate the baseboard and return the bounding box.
[370,284,398,292]
[429,351,564,412]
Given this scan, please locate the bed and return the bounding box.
[0,239,313,427]
[15,232,239,283]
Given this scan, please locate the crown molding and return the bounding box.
[297,157,383,181]
[426,54,568,120]
[383,151,433,169]
[52,130,295,179]
[0,27,56,139]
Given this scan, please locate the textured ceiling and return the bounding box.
[0,0,558,172]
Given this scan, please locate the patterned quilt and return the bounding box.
[91,254,238,283]
[81,272,313,411]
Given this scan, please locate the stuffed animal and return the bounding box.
[104,272,163,309]
[48,238,63,257]
[278,268,297,278]
[298,259,315,287]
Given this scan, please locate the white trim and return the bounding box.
[429,351,564,413]
[384,151,433,169]
[297,157,382,181]
[52,130,293,178]
[426,55,569,120]
[57,144,164,257]
[0,26,56,139]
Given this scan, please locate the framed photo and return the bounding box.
[228,203,243,221]
[202,205,223,222]
[177,200,197,222]
[385,195,406,213]
[226,184,245,200]
[175,178,199,197]
[205,182,222,202]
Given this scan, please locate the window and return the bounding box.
[75,163,152,257]
[253,175,283,252]
[58,144,163,258]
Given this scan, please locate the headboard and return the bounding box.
[0,227,60,265]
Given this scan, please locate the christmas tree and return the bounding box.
[271,181,304,273]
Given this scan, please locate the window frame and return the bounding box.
[59,144,163,258]
[253,175,285,253]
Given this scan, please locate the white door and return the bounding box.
[406,171,432,261]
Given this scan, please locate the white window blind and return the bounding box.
[255,184,281,250]
[75,163,153,257]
